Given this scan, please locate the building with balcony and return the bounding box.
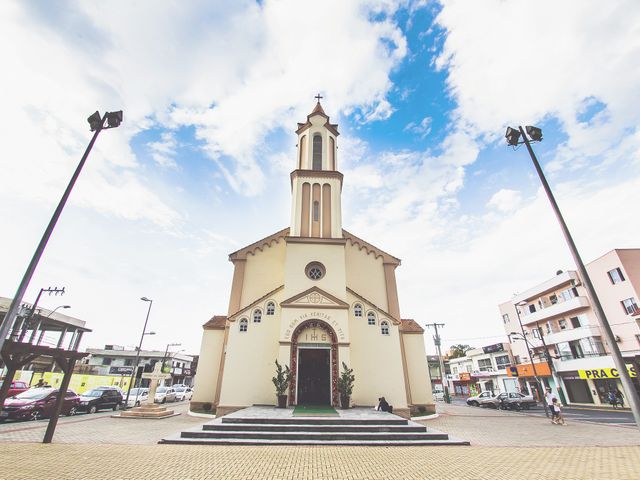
[84,345,194,386]
[499,249,640,406]
[445,343,515,396]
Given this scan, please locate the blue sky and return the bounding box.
[1,0,639,355]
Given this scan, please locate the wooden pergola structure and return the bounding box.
[0,303,90,443]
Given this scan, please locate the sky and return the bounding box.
[1,0,640,357]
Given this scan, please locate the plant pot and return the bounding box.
[340,395,350,409]
[277,394,288,408]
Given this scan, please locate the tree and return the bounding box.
[449,344,473,359]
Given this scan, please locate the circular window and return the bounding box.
[305,262,326,280]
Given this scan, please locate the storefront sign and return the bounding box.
[578,365,637,380]
[482,343,504,354]
[459,372,471,381]
[506,362,551,378]
[108,366,133,375]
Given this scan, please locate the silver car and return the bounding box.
[465,391,494,407]
[485,392,537,410]
[154,386,177,404]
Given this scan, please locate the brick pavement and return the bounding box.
[1,402,639,479]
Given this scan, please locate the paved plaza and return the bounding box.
[0,402,639,479]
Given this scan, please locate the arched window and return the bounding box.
[354,304,363,317]
[253,309,262,323]
[239,318,248,332]
[367,311,376,326]
[312,134,322,170]
[266,302,275,315]
[381,321,390,335]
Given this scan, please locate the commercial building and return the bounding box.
[427,355,450,392]
[499,249,640,406]
[84,345,194,386]
[446,343,514,396]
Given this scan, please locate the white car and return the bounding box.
[126,388,149,407]
[174,386,193,401]
[154,386,176,404]
[432,388,445,401]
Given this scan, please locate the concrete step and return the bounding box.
[160,433,470,446]
[221,417,408,426]
[204,423,426,433]
[180,430,450,441]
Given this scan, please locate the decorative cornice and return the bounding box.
[227,285,284,321]
[342,229,401,266]
[290,170,343,191]
[281,286,349,309]
[346,287,400,325]
[285,236,347,246]
[228,228,289,261]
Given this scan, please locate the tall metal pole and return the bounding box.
[514,307,549,417]
[535,321,567,404]
[0,113,109,355]
[518,126,640,430]
[426,323,450,403]
[124,299,153,409]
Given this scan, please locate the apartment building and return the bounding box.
[499,249,640,406]
[446,343,515,396]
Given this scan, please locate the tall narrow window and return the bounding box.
[312,134,322,170]
[253,309,262,323]
[239,318,248,332]
[266,302,275,315]
[354,304,363,317]
[313,201,319,221]
[367,311,376,326]
[381,321,390,335]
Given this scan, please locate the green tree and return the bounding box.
[449,344,473,359]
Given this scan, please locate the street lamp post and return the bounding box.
[124,297,154,409]
[506,125,640,430]
[511,305,549,418]
[0,111,123,356]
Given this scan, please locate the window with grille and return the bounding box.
[239,318,248,332]
[253,309,262,323]
[266,302,275,315]
[477,358,493,371]
[354,304,362,317]
[380,321,389,335]
[367,311,376,325]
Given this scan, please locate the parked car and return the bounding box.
[78,387,123,413]
[174,386,193,402]
[154,386,176,404]
[432,387,444,402]
[485,392,537,410]
[466,391,495,407]
[1,380,30,400]
[1,388,80,421]
[126,388,149,407]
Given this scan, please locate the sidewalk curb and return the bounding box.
[188,410,216,419]
[411,413,439,421]
[566,405,631,413]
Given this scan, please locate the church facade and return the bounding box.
[191,102,434,418]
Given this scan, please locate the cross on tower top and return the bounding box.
[314,93,323,102]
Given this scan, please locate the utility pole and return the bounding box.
[425,323,450,403]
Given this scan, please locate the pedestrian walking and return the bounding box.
[544,387,554,418]
[551,398,566,425]
[607,390,618,408]
[615,389,624,408]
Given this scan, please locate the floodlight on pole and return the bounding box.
[506,124,640,431]
[0,110,123,357]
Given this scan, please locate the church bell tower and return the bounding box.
[290,96,343,238]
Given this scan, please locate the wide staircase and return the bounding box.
[161,407,469,446]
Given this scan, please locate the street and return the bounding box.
[447,397,637,427]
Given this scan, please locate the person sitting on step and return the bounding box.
[377,397,393,413]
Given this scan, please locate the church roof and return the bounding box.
[346,287,400,325]
[228,228,290,261]
[203,315,227,330]
[295,101,340,137]
[400,319,424,334]
[343,230,401,266]
[227,285,285,320]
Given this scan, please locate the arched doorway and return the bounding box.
[289,319,338,406]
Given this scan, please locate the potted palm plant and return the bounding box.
[337,362,355,409]
[272,360,292,408]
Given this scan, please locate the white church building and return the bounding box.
[191,101,434,418]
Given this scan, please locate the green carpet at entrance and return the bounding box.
[292,405,339,416]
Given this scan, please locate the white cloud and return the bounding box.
[148,132,178,169]
[404,116,432,138]
[487,189,522,213]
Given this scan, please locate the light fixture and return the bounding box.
[505,126,521,146]
[106,111,123,128]
[141,297,151,302]
[87,111,102,132]
[526,126,543,142]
